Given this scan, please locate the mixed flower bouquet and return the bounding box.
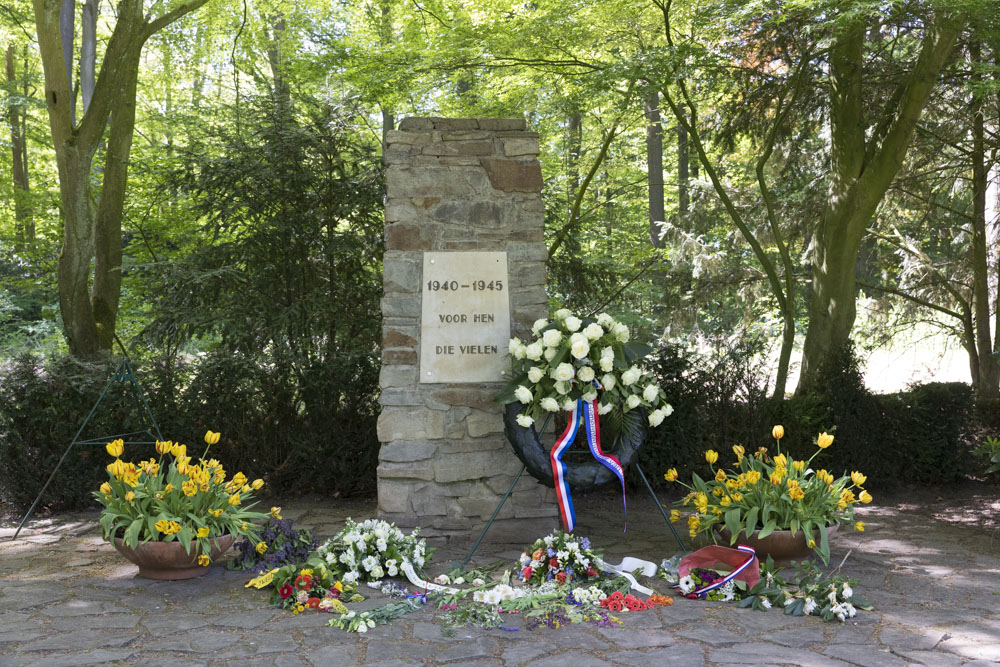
[315,518,429,584]
[231,515,317,574]
[739,558,874,622]
[265,556,362,614]
[497,308,672,429]
[518,531,602,586]
[94,431,267,566]
[665,426,871,564]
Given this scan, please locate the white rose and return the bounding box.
[648,409,665,427]
[598,402,613,415]
[525,342,543,361]
[612,322,630,342]
[600,357,614,372]
[532,318,548,335]
[643,384,659,403]
[621,366,640,386]
[553,362,575,382]
[601,346,614,359]
[509,338,526,359]
[663,403,674,416]
[602,373,616,390]
[570,334,590,359]
[542,329,562,348]
[435,574,451,585]
[554,381,571,395]
[514,385,533,404]
[544,347,557,361]
[582,390,597,402]
[527,366,544,383]
[596,313,614,327]
[562,399,577,412]
[371,566,385,579]
[564,316,582,332]
[583,323,604,340]
[516,413,534,428]
[626,395,641,410]
[577,366,595,383]
[554,308,572,320]
[454,577,466,585]
[541,397,560,412]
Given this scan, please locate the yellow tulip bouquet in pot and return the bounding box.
[94,430,269,579]
[665,426,871,564]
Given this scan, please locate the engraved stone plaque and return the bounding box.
[420,251,510,383]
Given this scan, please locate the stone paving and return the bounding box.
[1,485,999,666]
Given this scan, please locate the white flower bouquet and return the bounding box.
[316,518,428,584]
[497,308,672,429]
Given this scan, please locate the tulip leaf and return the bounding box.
[819,524,831,564]
[758,518,777,539]
[745,507,759,535]
[724,508,741,543]
[790,517,799,536]
[124,518,143,548]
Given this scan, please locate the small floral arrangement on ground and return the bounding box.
[265,556,363,614]
[739,558,873,622]
[327,595,432,633]
[94,431,267,566]
[497,308,672,429]
[518,531,602,586]
[677,569,742,601]
[231,515,317,574]
[315,518,429,584]
[666,425,872,563]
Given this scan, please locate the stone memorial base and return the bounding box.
[377,117,558,541]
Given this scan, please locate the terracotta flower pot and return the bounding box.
[112,534,234,580]
[717,524,838,565]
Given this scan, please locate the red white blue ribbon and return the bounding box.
[581,399,627,531]
[550,400,581,533]
[681,545,757,599]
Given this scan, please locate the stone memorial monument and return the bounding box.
[377,117,558,541]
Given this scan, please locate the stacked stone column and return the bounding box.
[377,117,558,542]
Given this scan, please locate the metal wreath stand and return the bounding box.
[11,342,164,540]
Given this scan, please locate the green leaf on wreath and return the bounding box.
[494,372,529,404]
[623,341,654,362]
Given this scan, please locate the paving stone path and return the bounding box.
[1,486,998,666]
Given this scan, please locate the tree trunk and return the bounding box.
[381,108,394,164]
[33,0,211,357]
[80,0,97,113]
[6,44,32,251]
[797,13,963,392]
[645,92,665,248]
[59,0,74,120]
[266,16,291,117]
[677,120,689,216]
[970,40,999,397]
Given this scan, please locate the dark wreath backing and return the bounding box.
[502,402,647,492]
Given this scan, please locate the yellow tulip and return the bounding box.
[772,425,784,440]
[808,539,816,548]
[251,479,264,490]
[770,470,784,485]
[100,482,112,495]
[197,554,211,567]
[792,460,805,471]
[854,521,865,532]
[122,472,140,488]
[732,445,745,461]
[715,469,727,483]
[256,541,268,554]
[705,450,719,464]
[171,443,187,458]
[182,481,198,497]
[859,490,873,504]
[241,484,251,493]
[851,471,867,487]
[228,494,241,506]
[746,470,762,485]
[270,506,282,519]
[663,468,678,482]
[773,454,787,468]
[694,493,708,514]
[720,495,732,507]
[197,527,210,538]
[125,491,135,502]
[789,487,805,501]
[105,439,124,458]
[731,492,743,502]
[817,432,834,449]
[204,430,221,445]
[669,509,681,523]
[208,508,223,518]
[164,484,174,494]
[155,440,172,455]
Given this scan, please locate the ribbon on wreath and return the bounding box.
[550,398,628,534]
